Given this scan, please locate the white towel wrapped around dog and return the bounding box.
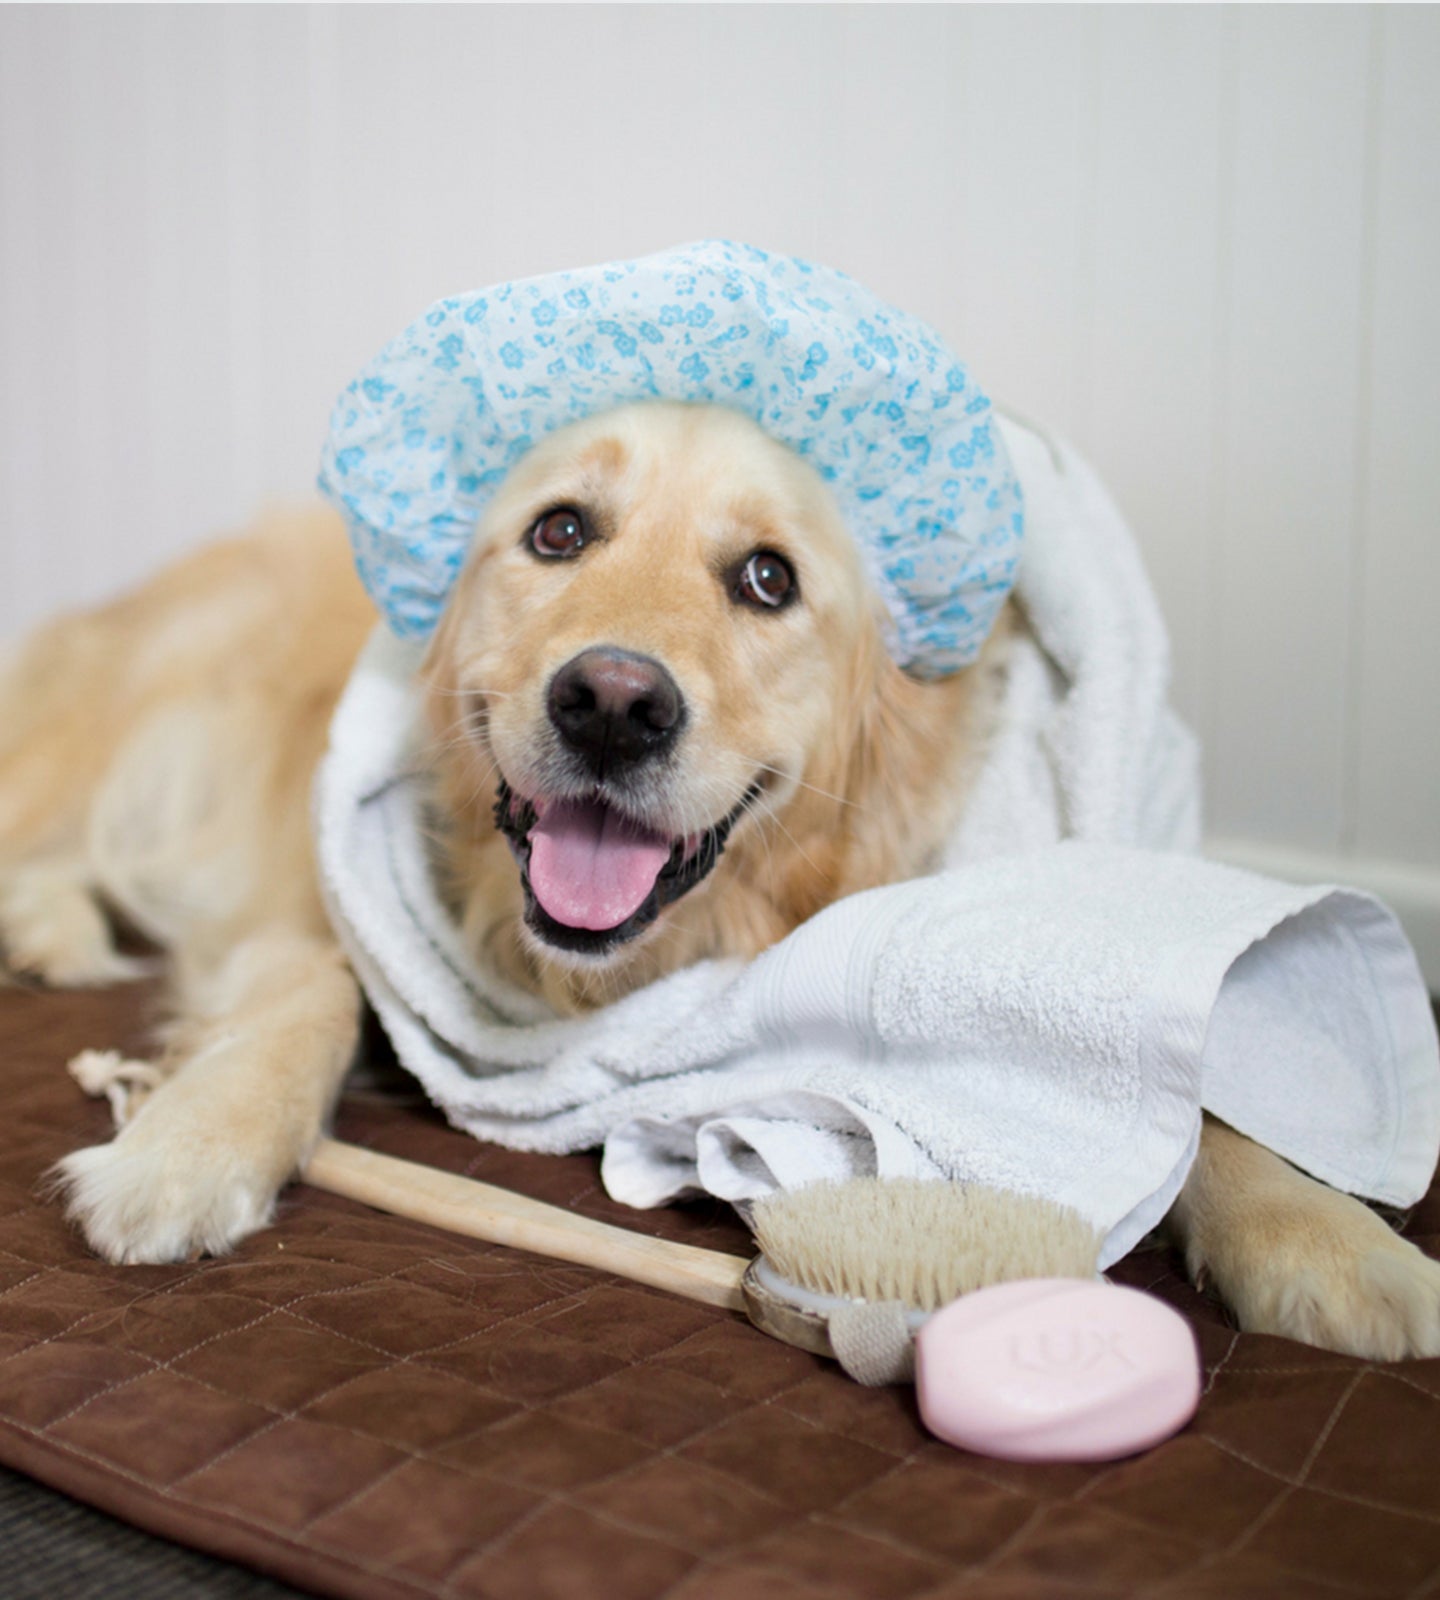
[315,422,1440,1268]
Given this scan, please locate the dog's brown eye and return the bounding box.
[529,508,587,558]
[736,551,795,609]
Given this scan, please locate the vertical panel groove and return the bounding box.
[1069,9,1104,436]
[222,7,258,516]
[1202,8,1239,796]
[0,8,35,635]
[138,7,169,569]
[1340,10,1386,858]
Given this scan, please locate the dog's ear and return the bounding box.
[417,569,490,754]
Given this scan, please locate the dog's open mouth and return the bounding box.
[494,779,760,955]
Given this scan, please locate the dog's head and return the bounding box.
[423,400,989,995]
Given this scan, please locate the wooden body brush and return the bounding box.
[303,1138,1201,1460]
[306,1137,1101,1345]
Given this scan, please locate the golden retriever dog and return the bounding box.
[3,400,1437,1360]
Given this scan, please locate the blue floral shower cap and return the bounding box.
[318,240,1023,677]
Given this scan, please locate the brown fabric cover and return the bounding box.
[2,980,1439,1600]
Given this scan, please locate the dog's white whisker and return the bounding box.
[730,755,862,813]
[749,792,825,882]
[425,728,482,756]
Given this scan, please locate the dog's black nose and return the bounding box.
[547,647,685,774]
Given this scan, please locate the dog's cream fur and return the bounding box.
[4,401,1437,1357]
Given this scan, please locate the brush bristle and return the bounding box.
[751,1178,1104,1311]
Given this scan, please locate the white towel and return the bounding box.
[314,422,1440,1268]
[949,415,1200,860]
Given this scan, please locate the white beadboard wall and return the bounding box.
[2,5,1438,980]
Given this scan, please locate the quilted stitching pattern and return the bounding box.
[3,981,1440,1600]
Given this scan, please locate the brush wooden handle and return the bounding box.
[302,1137,750,1312]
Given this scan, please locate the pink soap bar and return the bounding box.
[914,1278,1200,1462]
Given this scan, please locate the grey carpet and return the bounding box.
[0,1465,313,1598]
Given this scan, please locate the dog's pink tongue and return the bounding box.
[528,799,671,932]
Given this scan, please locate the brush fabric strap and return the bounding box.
[827,1301,917,1386]
[318,240,1023,677]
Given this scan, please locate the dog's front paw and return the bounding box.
[53,1116,282,1266]
[1216,1188,1440,1361]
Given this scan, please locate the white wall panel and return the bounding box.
[2,9,94,618]
[2,4,1439,970]
[813,7,961,333]
[1352,9,1440,868]
[1079,7,1225,727]
[133,7,243,560]
[59,12,150,596]
[1206,6,1371,854]
[0,7,47,620]
[948,6,1097,439]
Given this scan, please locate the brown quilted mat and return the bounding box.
[3,980,1440,1600]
